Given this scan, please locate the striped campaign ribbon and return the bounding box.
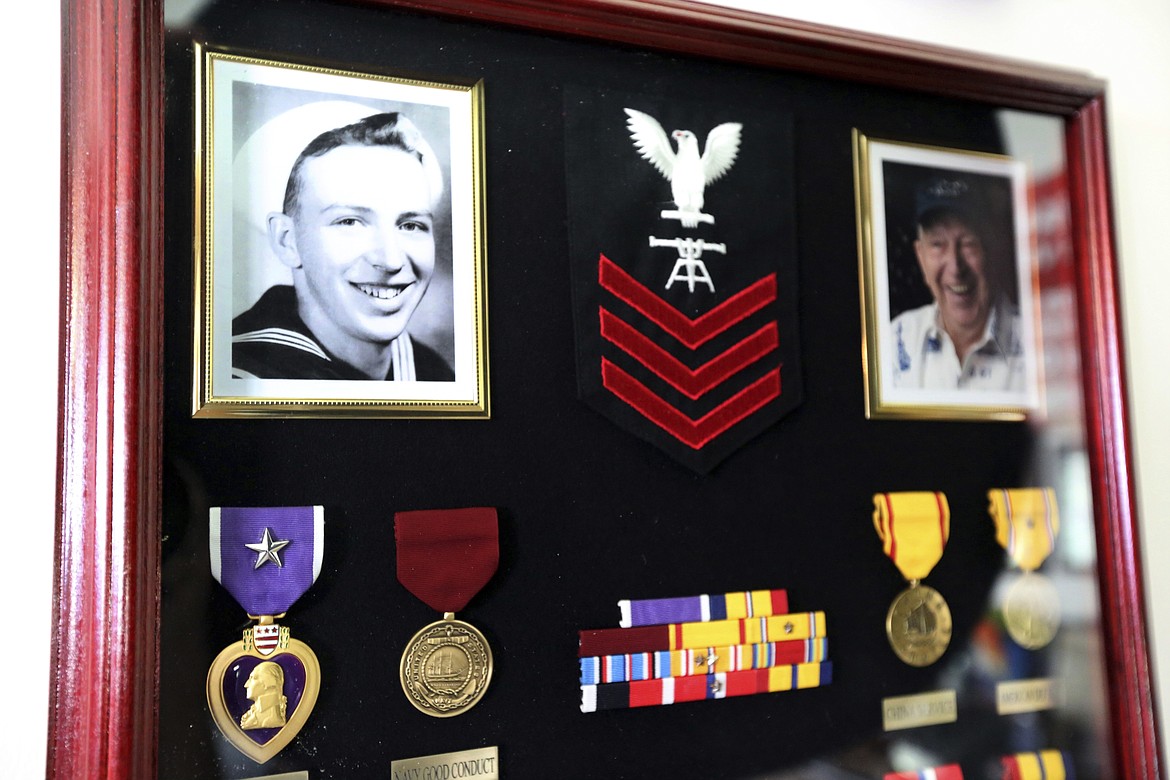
[579,611,825,657]
[618,589,789,627]
[988,488,1060,573]
[873,492,950,583]
[885,764,963,780]
[579,638,828,684]
[580,661,832,712]
[1000,750,1073,780]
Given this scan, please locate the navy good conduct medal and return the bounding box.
[396,507,499,717]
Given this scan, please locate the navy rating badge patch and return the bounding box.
[565,87,802,473]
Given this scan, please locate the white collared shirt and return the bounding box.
[890,301,1026,391]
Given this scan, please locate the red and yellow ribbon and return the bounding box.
[579,611,825,657]
[1000,749,1070,780]
[580,661,831,712]
[873,492,950,582]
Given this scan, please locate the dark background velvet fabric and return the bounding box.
[160,2,1041,777]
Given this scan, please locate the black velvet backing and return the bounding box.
[158,3,1089,778]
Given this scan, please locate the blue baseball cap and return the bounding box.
[915,174,990,230]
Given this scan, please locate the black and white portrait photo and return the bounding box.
[855,134,1040,419]
[195,47,487,417]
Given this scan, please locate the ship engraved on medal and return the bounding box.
[401,614,493,717]
[886,583,952,667]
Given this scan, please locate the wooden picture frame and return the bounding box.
[51,0,1159,777]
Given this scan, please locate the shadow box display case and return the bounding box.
[51,0,1162,778]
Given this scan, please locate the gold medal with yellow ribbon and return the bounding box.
[988,488,1061,649]
[873,491,952,666]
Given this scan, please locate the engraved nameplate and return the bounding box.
[391,746,500,780]
[882,690,957,731]
[996,678,1059,714]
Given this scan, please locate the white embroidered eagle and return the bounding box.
[624,107,743,228]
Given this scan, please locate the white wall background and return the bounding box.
[4,0,1167,776]
[1,0,60,776]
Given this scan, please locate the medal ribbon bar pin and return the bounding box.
[580,638,828,684]
[206,506,324,764]
[395,507,499,717]
[988,488,1062,649]
[618,588,789,627]
[580,662,833,712]
[884,763,964,780]
[873,492,953,667]
[1001,749,1073,780]
[614,589,792,674]
[578,610,826,658]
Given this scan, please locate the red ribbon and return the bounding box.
[395,507,499,613]
[885,766,963,780]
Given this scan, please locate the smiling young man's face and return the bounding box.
[270,143,436,372]
[914,212,991,349]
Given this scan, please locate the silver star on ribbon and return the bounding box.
[245,527,291,570]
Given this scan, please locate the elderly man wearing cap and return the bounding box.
[890,174,1025,392]
[231,111,454,382]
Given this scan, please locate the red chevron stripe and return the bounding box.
[601,307,778,400]
[599,255,777,349]
[602,358,781,450]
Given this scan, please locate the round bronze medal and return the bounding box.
[886,584,952,667]
[400,613,493,717]
[1003,572,1061,649]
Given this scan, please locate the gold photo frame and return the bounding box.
[854,131,1041,420]
[193,45,489,418]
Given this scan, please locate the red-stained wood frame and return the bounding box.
[50,0,1160,777]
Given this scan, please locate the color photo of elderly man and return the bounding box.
[856,134,1040,419]
[886,168,1025,393]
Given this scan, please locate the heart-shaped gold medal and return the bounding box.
[206,622,321,764]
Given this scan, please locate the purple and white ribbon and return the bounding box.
[210,506,324,615]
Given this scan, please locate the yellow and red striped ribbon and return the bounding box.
[578,611,825,657]
[1000,749,1070,780]
[673,611,824,650]
[873,492,950,582]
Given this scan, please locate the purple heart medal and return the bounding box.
[206,506,324,764]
